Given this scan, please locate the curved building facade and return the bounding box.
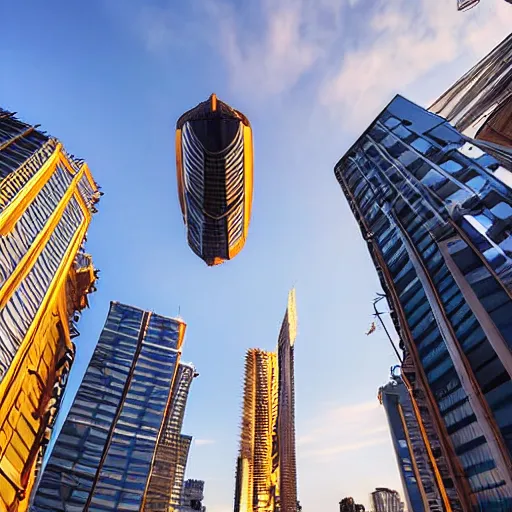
[0,108,100,511]
[176,94,253,266]
[429,33,512,138]
[335,95,512,510]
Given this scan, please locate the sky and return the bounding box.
[1,1,512,510]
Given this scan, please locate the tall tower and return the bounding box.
[335,95,512,510]
[369,488,403,512]
[31,302,194,511]
[379,368,462,512]
[0,108,100,511]
[145,363,198,511]
[234,290,298,512]
[277,289,298,512]
[236,349,279,512]
[181,479,206,512]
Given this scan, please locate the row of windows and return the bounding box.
[0,198,83,381]
[382,384,429,512]
[0,139,56,209]
[33,304,183,512]
[374,112,512,295]
[341,115,512,507]
[0,163,74,284]
[0,117,48,180]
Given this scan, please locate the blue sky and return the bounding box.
[1,1,512,510]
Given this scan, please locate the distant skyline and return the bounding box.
[1,1,512,510]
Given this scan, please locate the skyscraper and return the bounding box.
[369,488,403,512]
[379,367,461,512]
[0,108,100,511]
[234,289,298,512]
[339,497,365,512]
[430,33,512,146]
[31,302,194,511]
[181,479,206,512]
[335,95,512,510]
[176,93,253,266]
[145,363,198,511]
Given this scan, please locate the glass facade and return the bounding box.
[31,302,188,511]
[0,108,99,511]
[175,94,253,266]
[369,488,403,512]
[145,363,197,511]
[379,370,461,512]
[234,289,298,512]
[400,353,464,512]
[335,95,512,510]
[181,479,206,512]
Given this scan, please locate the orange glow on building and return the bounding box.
[0,109,100,511]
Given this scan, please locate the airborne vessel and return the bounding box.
[176,94,253,266]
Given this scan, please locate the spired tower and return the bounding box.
[0,108,100,511]
[234,290,298,512]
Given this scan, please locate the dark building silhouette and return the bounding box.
[339,497,365,512]
[181,479,206,512]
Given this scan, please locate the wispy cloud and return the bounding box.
[295,399,400,506]
[194,438,216,446]
[127,0,512,122]
[319,0,512,129]
[298,400,389,462]
[127,0,349,99]
[208,0,344,98]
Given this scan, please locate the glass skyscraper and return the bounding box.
[145,363,197,511]
[175,94,254,266]
[0,108,100,511]
[234,289,298,512]
[369,488,403,512]
[335,95,512,510]
[379,369,461,512]
[181,479,206,512]
[31,302,194,511]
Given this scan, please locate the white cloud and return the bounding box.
[319,0,512,130]
[123,0,512,115]
[211,0,348,98]
[194,438,216,446]
[296,399,400,506]
[298,400,389,462]
[129,0,349,98]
